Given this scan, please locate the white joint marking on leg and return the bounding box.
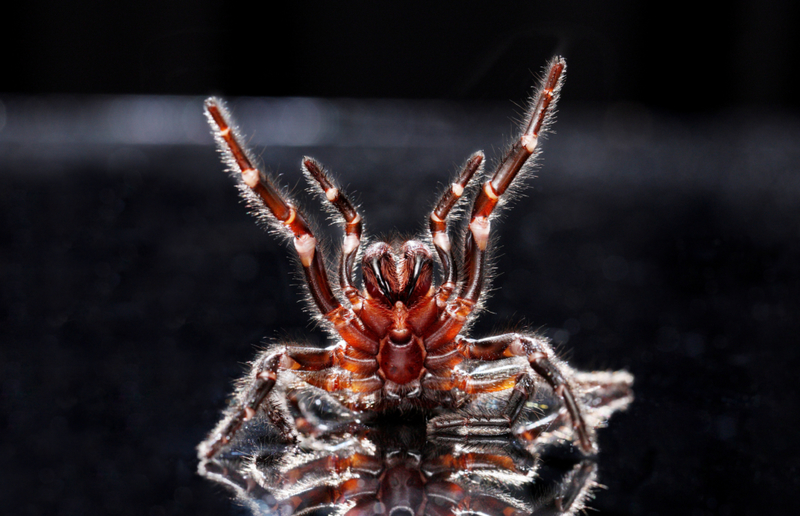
[220,127,231,137]
[509,338,526,357]
[257,370,277,381]
[244,407,256,420]
[483,181,498,200]
[451,182,464,197]
[433,231,451,253]
[446,302,468,322]
[431,213,444,223]
[343,233,360,255]
[469,216,491,251]
[325,187,339,202]
[242,168,259,188]
[522,134,538,153]
[528,351,546,362]
[284,207,296,226]
[294,234,317,267]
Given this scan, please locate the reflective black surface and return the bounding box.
[202,422,598,516]
[198,361,634,516]
[2,98,799,514]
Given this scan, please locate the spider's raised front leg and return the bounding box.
[199,344,382,459]
[302,158,364,309]
[425,58,566,349]
[459,57,565,307]
[430,332,594,454]
[204,99,379,354]
[429,152,484,308]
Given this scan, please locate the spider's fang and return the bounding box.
[371,259,394,302]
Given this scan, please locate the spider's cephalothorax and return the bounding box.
[199,57,633,461]
[360,241,436,387]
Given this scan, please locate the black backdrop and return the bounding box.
[5,1,800,110]
[2,2,799,515]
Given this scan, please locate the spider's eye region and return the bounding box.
[362,241,432,306]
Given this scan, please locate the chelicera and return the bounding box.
[199,57,630,460]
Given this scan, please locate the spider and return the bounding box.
[199,56,632,461]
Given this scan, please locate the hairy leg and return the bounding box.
[456,332,593,453]
[459,57,566,305]
[302,158,364,308]
[198,345,379,459]
[204,99,379,354]
[429,152,484,308]
[425,58,568,348]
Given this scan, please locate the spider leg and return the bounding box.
[266,477,381,516]
[302,158,364,308]
[551,461,598,514]
[429,152,484,308]
[199,350,285,459]
[423,451,534,478]
[204,99,379,354]
[457,333,594,453]
[279,452,383,486]
[423,58,567,351]
[455,57,566,314]
[198,345,380,459]
[425,368,531,438]
[426,481,526,516]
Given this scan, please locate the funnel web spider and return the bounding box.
[199,57,632,460]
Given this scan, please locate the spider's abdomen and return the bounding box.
[377,335,425,385]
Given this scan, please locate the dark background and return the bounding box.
[2,1,799,515]
[4,1,800,109]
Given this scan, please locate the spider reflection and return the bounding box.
[199,369,632,516]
